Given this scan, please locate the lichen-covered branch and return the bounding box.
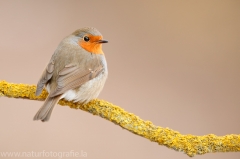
[0,80,239,157]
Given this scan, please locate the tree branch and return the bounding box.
[0,80,239,157]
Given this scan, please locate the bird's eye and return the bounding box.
[83,36,90,42]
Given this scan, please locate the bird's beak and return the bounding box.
[97,40,108,43]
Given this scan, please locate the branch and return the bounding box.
[0,80,239,157]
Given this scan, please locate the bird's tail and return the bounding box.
[33,95,61,122]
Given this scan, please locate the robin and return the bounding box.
[33,27,108,122]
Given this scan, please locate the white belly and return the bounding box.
[60,71,107,103]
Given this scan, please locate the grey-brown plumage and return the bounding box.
[34,27,108,122]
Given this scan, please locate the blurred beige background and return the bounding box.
[0,0,239,158]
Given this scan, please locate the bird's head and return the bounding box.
[72,27,108,54]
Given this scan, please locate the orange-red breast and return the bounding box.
[33,27,108,122]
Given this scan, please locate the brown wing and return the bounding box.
[35,60,54,96]
[48,63,103,97]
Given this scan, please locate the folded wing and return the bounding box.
[49,63,103,97]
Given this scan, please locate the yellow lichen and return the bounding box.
[0,80,239,157]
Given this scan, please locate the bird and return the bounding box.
[33,27,108,122]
